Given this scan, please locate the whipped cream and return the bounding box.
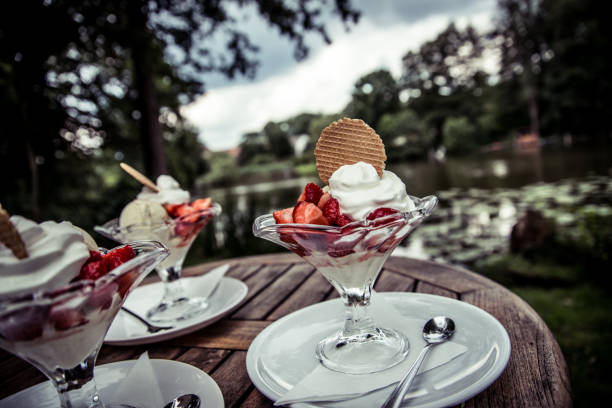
[328,162,415,220]
[137,175,190,204]
[0,216,90,299]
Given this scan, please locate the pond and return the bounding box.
[187,147,612,265]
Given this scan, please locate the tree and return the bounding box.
[263,121,293,159]
[399,22,487,147]
[494,0,549,137]
[0,0,360,219]
[400,23,485,98]
[378,109,432,160]
[343,69,399,128]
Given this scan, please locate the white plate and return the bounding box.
[0,359,223,408]
[246,292,511,408]
[105,277,248,345]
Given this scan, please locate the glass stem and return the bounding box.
[51,353,103,408]
[340,284,377,337]
[159,266,187,304]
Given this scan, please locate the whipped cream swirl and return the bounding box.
[328,162,415,220]
[137,175,190,204]
[0,216,90,299]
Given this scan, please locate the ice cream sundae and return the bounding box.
[253,118,438,374]
[95,165,221,323]
[0,205,168,407]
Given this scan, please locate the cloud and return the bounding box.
[182,3,494,151]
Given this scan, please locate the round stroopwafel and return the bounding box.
[0,204,28,259]
[314,118,386,184]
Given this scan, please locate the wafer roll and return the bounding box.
[0,204,28,259]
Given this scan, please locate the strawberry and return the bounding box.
[106,245,135,263]
[323,198,340,224]
[317,192,331,209]
[192,198,212,211]
[366,207,399,220]
[303,183,323,204]
[87,250,103,262]
[103,245,135,271]
[293,201,329,225]
[163,203,183,218]
[175,204,197,217]
[336,214,354,227]
[0,306,47,341]
[79,260,108,280]
[273,207,294,224]
[50,308,88,331]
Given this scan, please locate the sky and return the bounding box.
[182,0,497,151]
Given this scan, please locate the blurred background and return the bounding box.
[1,0,610,405]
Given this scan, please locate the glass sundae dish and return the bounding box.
[253,118,438,374]
[0,209,168,407]
[95,170,221,323]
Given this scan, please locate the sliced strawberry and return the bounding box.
[87,250,103,262]
[323,198,340,225]
[366,207,399,220]
[329,248,355,258]
[175,204,197,217]
[293,201,329,225]
[192,198,212,210]
[0,306,48,341]
[106,245,135,263]
[303,183,323,204]
[163,203,183,217]
[273,207,294,224]
[317,192,331,209]
[79,260,108,280]
[336,214,354,227]
[50,308,88,331]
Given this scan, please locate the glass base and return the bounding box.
[146,296,209,323]
[315,327,410,374]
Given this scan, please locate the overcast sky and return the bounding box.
[182,0,497,151]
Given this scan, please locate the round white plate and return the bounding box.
[105,277,248,345]
[0,359,223,408]
[246,292,511,408]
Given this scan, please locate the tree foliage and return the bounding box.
[0,0,360,222]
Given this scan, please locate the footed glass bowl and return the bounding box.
[253,195,437,374]
[0,241,168,408]
[95,202,221,323]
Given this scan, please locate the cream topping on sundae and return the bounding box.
[328,162,415,220]
[137,175,190,204]
[0,216,90,299]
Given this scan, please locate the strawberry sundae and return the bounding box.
[253,118,437,374]
[95,168,221,323]
[118,174,216,269]
[0,206,168,407]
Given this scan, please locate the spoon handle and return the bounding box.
[382,343,432,408]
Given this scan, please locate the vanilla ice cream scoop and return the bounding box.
[137,175,189,204]
[328,162,415,220]
[119,200,169,229]
[0,216,90,299]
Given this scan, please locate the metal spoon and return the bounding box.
[163,394,200,408]
[382,316,456,408]
[121,306,174,333]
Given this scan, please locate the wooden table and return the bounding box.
[1,253,572,407]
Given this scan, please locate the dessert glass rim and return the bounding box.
[96,202,222,235]
[0,240,169,311]
[253,194,438,234]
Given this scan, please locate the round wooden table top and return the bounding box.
[0,253,572,407]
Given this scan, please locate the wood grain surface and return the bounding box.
[0,253,572,407]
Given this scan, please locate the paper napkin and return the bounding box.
[108,352,164,408]
[183,263,229,299]
[274,292,468,406]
